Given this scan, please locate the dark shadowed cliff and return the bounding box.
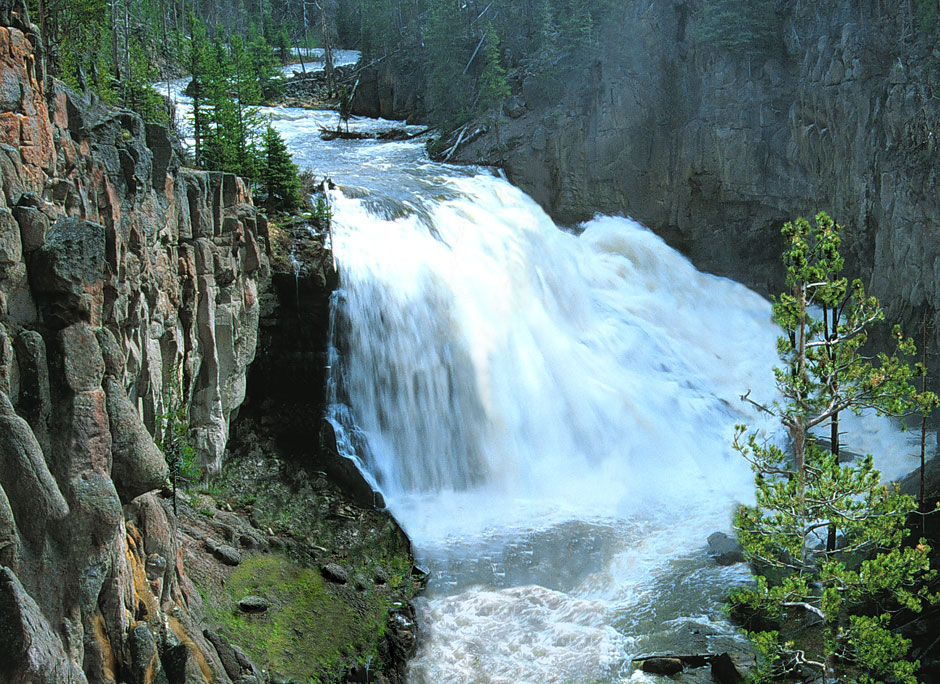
[356,1,940,347]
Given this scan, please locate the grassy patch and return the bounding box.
[205,554,386,682]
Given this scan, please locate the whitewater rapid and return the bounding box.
[321,169,924,683]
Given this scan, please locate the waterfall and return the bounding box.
[324,172,782,683]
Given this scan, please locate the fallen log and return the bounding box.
[319,127,429,142]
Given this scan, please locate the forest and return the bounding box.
[29,0,628,136]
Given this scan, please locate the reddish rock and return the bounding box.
[0,4,270,680]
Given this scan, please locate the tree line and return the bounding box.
[24,0,306,212]
[339,0,619,132]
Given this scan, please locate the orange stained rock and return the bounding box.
[168,615,215,682]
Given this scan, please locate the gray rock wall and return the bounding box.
[0,1,270,681]
[448,0,940,342]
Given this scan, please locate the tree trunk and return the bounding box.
[826,305,839,553]
[827,410,839,551]
[303,0,309,54]
[321,5,334,96]
[112,0,121,80]
[921,313,929,516]
[793,281,808,486]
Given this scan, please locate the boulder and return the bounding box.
[640,657,684,675]
[0,391,68,544]
[203,628,243,681]
[212,544,242,566]
[127,622,166,684]
[94,327,124,378]
[0,482,18,567]
[28,217,105,327]
[237,596,270,614]
[59,323,105,393]
[707,531,745,566]
[711,652,744,684]
[11,203,47,253]
[0,567,88,684]
[322,563,349,584]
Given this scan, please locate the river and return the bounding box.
[167,58,923,684]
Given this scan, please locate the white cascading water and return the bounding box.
[162,58,923,683]
[323,171,924,683]
[326,174,777,683]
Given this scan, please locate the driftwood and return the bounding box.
[632,653,743,684]
[318,127,429,142]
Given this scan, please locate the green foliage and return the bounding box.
[36,0,115,100]
[155,367,200,507]
[412,0,618,133]
[732,212,937,682]
[188,16,211,165]
[261,125,303,213]
[313,195,333,227]
[914,0,939,33]
[692,0,779,60]
[247,24,285,102]
[203,554,389,682]
[423,0,475,131]
[125,35,170,124]
[337,85,353,132]
[201,30,263,178]
[479,21,511,115]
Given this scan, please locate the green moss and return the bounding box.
[204,554,387,682]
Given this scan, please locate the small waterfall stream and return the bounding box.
[165,61,924,683]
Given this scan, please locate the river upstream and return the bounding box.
[167,57,923,684]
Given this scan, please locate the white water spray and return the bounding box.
[325,173,787,683]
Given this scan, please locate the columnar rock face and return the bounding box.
[0,1,269,681]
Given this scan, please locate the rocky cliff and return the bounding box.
[425,1,940,345]
[0,1,274,681]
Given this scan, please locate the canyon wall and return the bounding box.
[423,1,940,342]
[0,1,271,681]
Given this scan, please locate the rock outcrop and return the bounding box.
[350,55,426,123]
[0,0,270,681]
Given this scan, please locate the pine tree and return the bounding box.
[479,21,510,115]
[693,0,778,59]
[187,16,211,166]
[423,0,474,131]
[260,125,302,212]
[201,32,241,172]
[732,212,937,683]
[247,24,283,101]
[125,34,170,124]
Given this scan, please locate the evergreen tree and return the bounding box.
[125,34,170,124]
[187,16,211,165]
[731,212,937,683]
[247,24,284,101]
[260,125,302,212]
[202,32,241,173]
[556,0,594,53]
[693,0,779,60]
[423,0,474,131]
[337,84,353,132]
[479,21,511,115]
